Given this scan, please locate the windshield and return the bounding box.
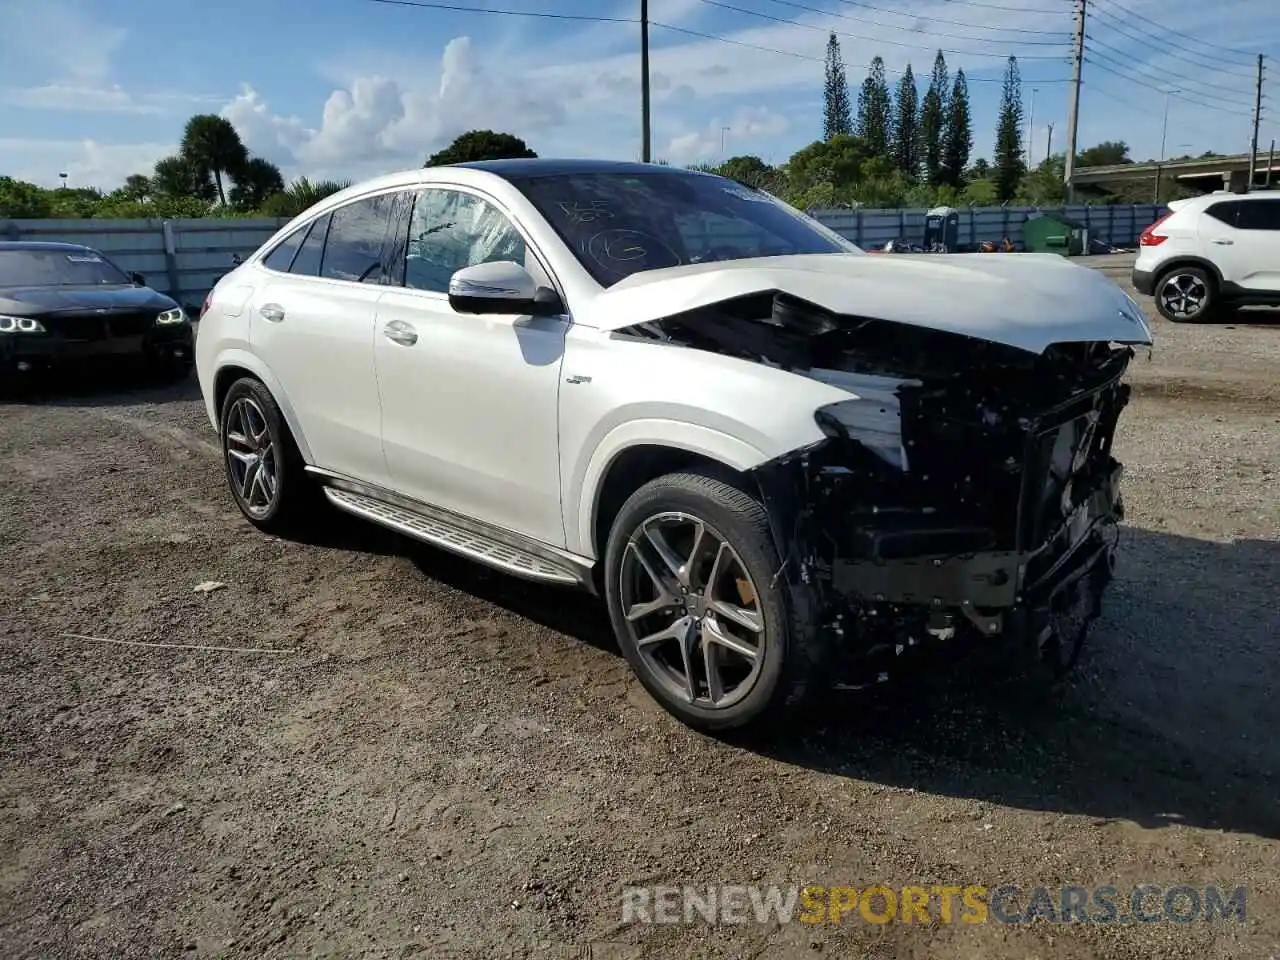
[0,248,131,287]
[509,171,860,287]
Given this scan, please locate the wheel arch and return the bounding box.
[1154,256,1225,290]
[209,350,314,464]
[573,421,768,562]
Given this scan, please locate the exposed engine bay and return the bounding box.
[617,291,1132,686]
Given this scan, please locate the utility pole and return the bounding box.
[1268,139,1276,188]
[640,0,652,163]
[1045,123,1054,163]
[1027,87,1038,167]
[1246,53,1263,193]
[1062,0,1086,202]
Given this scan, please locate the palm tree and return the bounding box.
[180,115,249,207]
[256,177,352,217]
[229,157,285,211]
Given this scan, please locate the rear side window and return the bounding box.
[1203,201,1239,226]
[262,227,305,272]
[320,193,401,283]
[1235,200,1280,231]
[289,214,330,277]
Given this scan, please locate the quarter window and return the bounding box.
[289,214,330,277]
[1203,201,1239,226]
[320,193,401,283]
[404,189,528,293]
[262,227,305,272]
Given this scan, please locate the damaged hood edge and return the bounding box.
[583,253,1154,355]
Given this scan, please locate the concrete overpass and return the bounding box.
[1072,152,1280,193]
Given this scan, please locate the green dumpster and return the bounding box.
[1022,211,1089,256]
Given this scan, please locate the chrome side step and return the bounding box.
[322,486,587,586]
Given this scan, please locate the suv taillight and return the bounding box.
[199,291,213,319]
[1139,212,1173,246]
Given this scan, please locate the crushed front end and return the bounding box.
[751,314,1133,687]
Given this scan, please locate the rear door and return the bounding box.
[1194,199,1249,286]
[249,191,407,485]
[1230,199,1280,292]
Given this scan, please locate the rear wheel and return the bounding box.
[604,470,815,731]
[219,377,315,534]
[1154,266,1216,322]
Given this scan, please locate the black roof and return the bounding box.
[453,158,714,180]
[0,240,96,253]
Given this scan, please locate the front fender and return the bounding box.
[569,416,775,558]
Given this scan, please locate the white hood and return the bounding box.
[583,252,1153,355]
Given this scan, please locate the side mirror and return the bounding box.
[129,271,146,286]
[448,261,563,317]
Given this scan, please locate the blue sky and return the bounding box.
[2,0,1277,190]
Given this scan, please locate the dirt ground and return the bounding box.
[2,255,1278,959]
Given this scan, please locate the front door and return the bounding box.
[373,186,569,547]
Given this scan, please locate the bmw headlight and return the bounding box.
[0,315,47,334]
[156,307,187,326]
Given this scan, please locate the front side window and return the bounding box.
[508,171,859,287]
[404,189,528,293]
[320,192,401,283]
[0,247,130,287]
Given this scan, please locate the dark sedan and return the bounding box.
[0,241,194,382]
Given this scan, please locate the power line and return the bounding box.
[1086,33,1256,99]
[764,0,1072,38]
[1085,55,1256,113]
[696,0,1074,60]
[931,0,1069,12]
[1089,0,1252,56]
[1088,4,1254,74]
[363,0,636,22]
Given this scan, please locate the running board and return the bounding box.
[322,486,587,586]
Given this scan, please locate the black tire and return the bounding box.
[1154,266,1217,323]
[218,377,316,534]
[603,469,818,731]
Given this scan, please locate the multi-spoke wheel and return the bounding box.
[219,377,313,533]
[604,470,820,731]
[1154,266,1215,323]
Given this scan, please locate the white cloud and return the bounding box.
[664,106,792,164]
[0,138,173,190]
[1,84,223,115]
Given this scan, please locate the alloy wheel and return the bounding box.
[618,512,766,710]
[224,397,279,518]
[1159,273,1207,319]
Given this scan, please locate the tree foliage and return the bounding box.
[1077,141,1131,167]
[993,58,1025,202]
[425,130,537,166]
[179,114,250,207]
[920,51,949,185]
[892,64,920,181]
[256,177,352,218]
[943,69,972,189]
[152,155,216,203]
[229,157,286,211]
[856,57,892,159]
[823,33,853,140]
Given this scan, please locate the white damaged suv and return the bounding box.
[196,159,1153,730]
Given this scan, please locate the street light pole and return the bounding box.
[1027,87,1038,167]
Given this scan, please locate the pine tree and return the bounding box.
[921,50,949,185]
[943,68,972,189]
[856,56,892,159]
[891,64,920,180]
[823,34,853,140]
[993,57,1025,202]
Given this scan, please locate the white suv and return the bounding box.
[196,159,1152,730]
[1133,191,1280,322]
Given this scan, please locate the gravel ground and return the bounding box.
[2,255,1278,959]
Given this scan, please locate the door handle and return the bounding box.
[383,320,418,347]
[1210,239,1234,245]
[259,303,285,322]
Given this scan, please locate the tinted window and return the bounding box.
[1203,201,1239,226]
[320,193,400,283]
[1236,200,1280,231]
[289,214,329,277]
[510,171,858,286]
[262,227,305,272]
[404,189,527,293]
[0,248,130,287]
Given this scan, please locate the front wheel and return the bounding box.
[603,470,815,731]
[1154,266,1216,322]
